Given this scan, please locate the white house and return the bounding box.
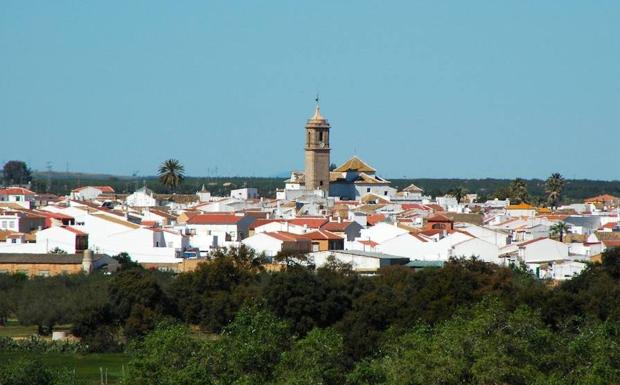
[506,203,537,218]
[329,156,396,200]
[310,250,410,272]
[35,226,88,254]
[230,188,258,200]
[126,186,158,207]
[450,237,502,264]
[517,238,569,263]
[196,185,211,202]
[356,222,408,244]
[70,186,115,201]
[0,187,36,209]
[186,214,255,242]
[242,231,311,257]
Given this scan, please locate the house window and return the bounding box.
[384,191,388,196]
[367,188,371,193]
[1,221,6,228]
[319,181,323,187]
[319,131,323,142]
[37,270,49,277]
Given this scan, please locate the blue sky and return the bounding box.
[1,1,619,179]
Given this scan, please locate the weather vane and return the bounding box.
[315,93,320,106]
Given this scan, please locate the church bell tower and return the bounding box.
[304,101,331,194]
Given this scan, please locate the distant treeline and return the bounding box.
[29,172,620,203]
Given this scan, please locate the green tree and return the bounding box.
[108,269,172,338]
[265,266,355,335]
[364,300,560,385]
[158,159,185,192]
[545,172,565,208]
[123,322,211,385]
[509,178,529,204]
[169,252,261,332]
[2,160,32,185]
[550,222,570,242]
[448,186,466,203]
[273,328,347,385]
[206,304,291,385]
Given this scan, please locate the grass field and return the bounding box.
[0,352,130,384]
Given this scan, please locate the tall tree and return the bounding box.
[2,160,32,185]
[158,159,185,192]
[448,186,466,203]
[509,178,530,204]
[545,172,565,208]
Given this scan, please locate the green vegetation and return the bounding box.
[2,160,619,202]
[3,247,620,384]
[0,352,128,385]
[158,158,185,193]
[2,160,32,185]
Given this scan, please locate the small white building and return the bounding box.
[196,185,211,202]
[70,186,115,201]
[517,238,569,263]
[126,186,157,207]
[230,188,258,200]
[36,226,88,254]
[310,250,410,272]
[0,187,36,209]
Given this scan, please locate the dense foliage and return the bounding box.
[3,248,620,384]
[22,170,620,203]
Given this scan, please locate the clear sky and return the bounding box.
[1,1,619,179]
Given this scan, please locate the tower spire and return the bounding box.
[311,93,323,120]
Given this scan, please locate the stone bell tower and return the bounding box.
[304,101,331,194]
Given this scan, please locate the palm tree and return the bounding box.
[448,186,466,203]
[550,222,570,242]
[545,173,565,209]
[158,159,185,192]
[509,178,529,204]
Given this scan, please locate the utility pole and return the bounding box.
[46,161,53,192]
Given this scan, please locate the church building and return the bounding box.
[279,103,394,201]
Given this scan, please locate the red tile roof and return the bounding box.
[300,229,343,241]
[603,240,620,248]
[187,214,248,225]
[321,221,355,232]
[71,185,115,193]
[426,204,444,212]
[427,213,453,222]
[249,219,282,230]
[288,217,329,228]
[367,214,386,226]
[265,231,310,242]
[0,187,35,195]
[358,239,379,247]
[401,203,432,211]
